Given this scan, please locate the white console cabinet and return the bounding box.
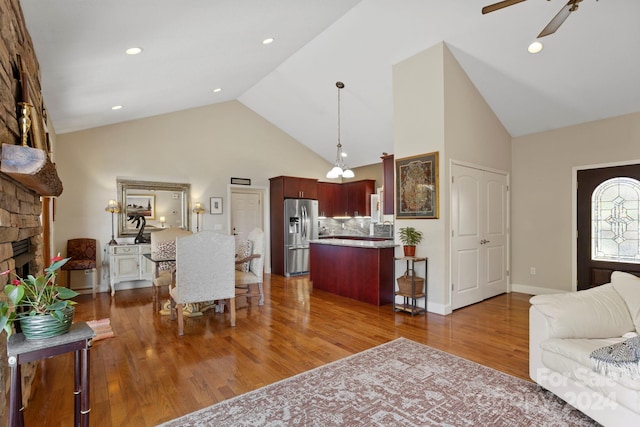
[107,244,152,295]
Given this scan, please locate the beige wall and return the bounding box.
[393,42,511,314]
[54,100,333,290]
[511,112,640,294]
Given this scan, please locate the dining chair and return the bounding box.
[169,231,236,336]
[235,228,265,305]
[150,227,192,311]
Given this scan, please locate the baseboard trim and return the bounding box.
[511,283,567,296]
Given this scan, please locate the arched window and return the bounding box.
[592,177,640,263]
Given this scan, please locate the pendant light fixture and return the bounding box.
[326,81,354,179]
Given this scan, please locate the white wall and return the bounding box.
[393,42,511,314]
[54,100,332,290]
[511,112,640,294]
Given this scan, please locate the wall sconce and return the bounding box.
[159,216,166,228]
[193,202,205,232]
[104,199,121,245]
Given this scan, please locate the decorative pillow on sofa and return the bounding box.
[530,283,635,339]
[612,271,640,332]
[235,240,253,272]
[155,241,176,271]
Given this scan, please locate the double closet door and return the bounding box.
[451,164,509,310]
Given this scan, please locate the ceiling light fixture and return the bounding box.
[326,81,354,179]
[125,47,143,55]
[213,88,222,93]
[528,41,543,54]
[111,105,123,110]
[262,37,274,45]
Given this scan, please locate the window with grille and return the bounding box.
[592,177,640,263]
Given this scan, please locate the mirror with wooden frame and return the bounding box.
[117,179,191,238]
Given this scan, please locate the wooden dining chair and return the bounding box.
[150,227,192,311]
[235,228,265,305]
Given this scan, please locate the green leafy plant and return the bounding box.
[398,226,423,246]
[0,256,78,336]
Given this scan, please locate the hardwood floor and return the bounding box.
[24,274,532,426]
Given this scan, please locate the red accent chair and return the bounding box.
[61,238,97,298]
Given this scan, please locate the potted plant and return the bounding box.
[399,226,423,257]
[0,255,78,339]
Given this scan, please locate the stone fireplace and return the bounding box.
[1,0,63,420]
[0,173,46,420]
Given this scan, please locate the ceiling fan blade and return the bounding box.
[537,1,575,38]
[482,0,527,15]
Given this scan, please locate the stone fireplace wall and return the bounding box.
[1,0,49,423]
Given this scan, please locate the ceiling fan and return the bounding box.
[482,0,590,38]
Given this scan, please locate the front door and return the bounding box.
[577,164,640,290]
[451,164,509,310]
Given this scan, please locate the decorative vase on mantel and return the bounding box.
[18,306,75,340]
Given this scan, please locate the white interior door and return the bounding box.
[230,189,263,242]
[451,164,508,310]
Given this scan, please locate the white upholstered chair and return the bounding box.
[169,231,236,336]
[150,227,192,311]
[235,228,265,305]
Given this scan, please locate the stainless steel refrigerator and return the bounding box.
[284,198,318,276]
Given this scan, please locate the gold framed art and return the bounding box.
[395,151,439,219]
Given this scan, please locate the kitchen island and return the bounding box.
[309,239,397,306]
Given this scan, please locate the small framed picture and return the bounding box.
[210,197,223,215]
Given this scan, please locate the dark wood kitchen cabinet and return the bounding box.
[344,180,375,217]
[272,176,318,199]
[317,179,375,217]
[317,182,341,217]
[381,154,394,215]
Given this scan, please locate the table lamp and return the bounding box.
[105,199,121,245]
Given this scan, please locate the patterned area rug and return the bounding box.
[157,338,599,426]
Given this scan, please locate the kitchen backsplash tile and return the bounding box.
[319,218,393,239]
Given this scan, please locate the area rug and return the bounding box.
[157,338,599,426]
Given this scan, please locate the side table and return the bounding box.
[394,256,428,316]
[7,322,96,427]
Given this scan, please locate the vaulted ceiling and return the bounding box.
[20,0,640,168]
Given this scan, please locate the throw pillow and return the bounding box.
[236,240,253,272]
[530,283,635,339]
[612,271,640,333]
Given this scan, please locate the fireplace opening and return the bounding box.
[12,238,34,278]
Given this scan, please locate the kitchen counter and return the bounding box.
[309,240,396,306]
[310,238,397,248]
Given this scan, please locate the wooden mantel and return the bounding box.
[1,144,63,196]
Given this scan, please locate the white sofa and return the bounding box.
[530,271,640,426]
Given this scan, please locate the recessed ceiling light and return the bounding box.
[262,38,274,45]
[528,41,543,54]
[125,47,143,55]
[111,105,123,110]
[213,88,222,93]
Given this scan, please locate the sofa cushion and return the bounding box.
[530,284,635,339]
[541,337,640,391]
[611,271,640,332]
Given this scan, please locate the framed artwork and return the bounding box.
[395,151,439,219]
[210,197,223,215]
[125,194,155,219]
